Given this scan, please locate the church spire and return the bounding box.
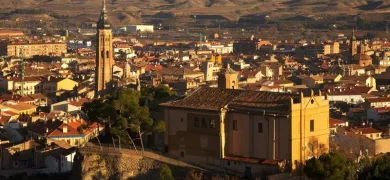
[98,0,110,29]
[102,0,106,12]
[351,29,356,41]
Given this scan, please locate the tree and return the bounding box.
[141,84,176,106]
[359,154,390,179]
[82,88,166,154]
[185,169,203,180]
[304,152,357,180]
[160,165,174,180]
[307,137,327,159]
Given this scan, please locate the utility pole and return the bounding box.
[199,32,203,50]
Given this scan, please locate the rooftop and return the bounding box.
[161,87,300,112]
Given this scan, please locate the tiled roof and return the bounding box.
[0,115,11,125]
[352,127,382,134]
[161,87,299,111]
[366,97,390,103]
[1,101,37,111]
[68,98,91,107]
[229,90,298,111]
[28,119,99,137]
[8,76,41,82]
[329,118,345,128]
[327,86,373,96]
[158,67,203,76]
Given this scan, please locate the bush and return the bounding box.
[160,165,174,180]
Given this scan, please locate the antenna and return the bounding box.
[19,47,25,96]
[199,32,203,50]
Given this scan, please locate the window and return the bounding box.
[310,120,314,132]
[233,120,238,131]
[180,118,184,123]
[370,134,373,138]
[180,151,185,158]
[377,134,380,137]
[209,119,216,128]
[106,51,109,58]
[194,117,199,128]
[201,118,207,128]
[258,123,263,133]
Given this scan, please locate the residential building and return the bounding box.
[51,97,91,115]
[202,60,221,81]
[0,101,37,115]
[365,97,390,108]
[326,86,375,104]
[41,76,78,95]
[28,117,102,147]
[0,77,41,96]
[4,42,66,58]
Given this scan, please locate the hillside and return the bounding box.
[0,0,389,26]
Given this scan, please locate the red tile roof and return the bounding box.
[329,118,345,128]
[29,119,100,138]
[366,97,390,103]
[68,98,91,107]
[353,127,382,134]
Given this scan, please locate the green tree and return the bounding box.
[160,165,174,180]
[359,154,390,179]
[304,152,357,180]
[83,88,166,154]
[141,85,176,105]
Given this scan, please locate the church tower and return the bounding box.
[218,64,238,89]
[350,30,357,57]
[95,0,114,97]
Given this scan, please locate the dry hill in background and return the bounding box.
[1,0,390,22]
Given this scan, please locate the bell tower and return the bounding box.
[218,64,239,89]
[95,0,114,97]
[350,30,357,56]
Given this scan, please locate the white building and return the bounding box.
[122,25,154,33]
[44,148,76,173]
[51,98,91,115]
[208,44,233,54]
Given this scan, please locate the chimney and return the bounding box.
[63,125,68,133]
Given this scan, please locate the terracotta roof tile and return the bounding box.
[366,97,390,103]
[329,118,345,128]
[68,98,91,107]
[161,87,299,111]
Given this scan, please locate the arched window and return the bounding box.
[106,51,109,58]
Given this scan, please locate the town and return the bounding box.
[0,0,390,180]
